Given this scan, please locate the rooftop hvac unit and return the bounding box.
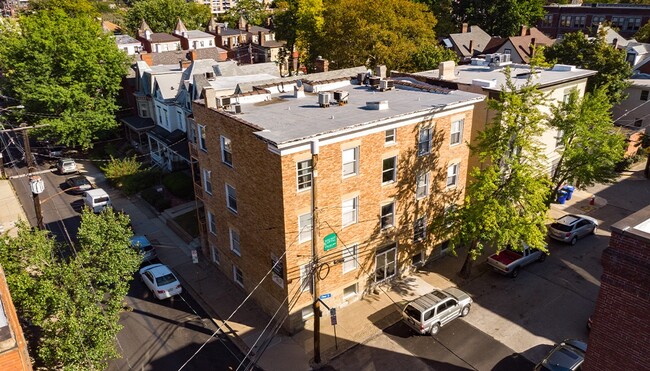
[233,104,242,114]
[221,97,231,107]
[357,72,366,85]
[379,79,395,91]
[333,90,349,105]
[318,92,331,107]
[369,76,381,88]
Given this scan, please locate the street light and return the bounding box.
[29,175,45,230]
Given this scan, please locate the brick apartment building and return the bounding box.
[0,266,31,371]
[538,3,650,39]
[189,67,485,333]
[583,206,650,370]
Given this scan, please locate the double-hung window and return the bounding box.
[230,228,241,255]
[298,213,312,243]
[202,169,212,194]
[447,164,459,187]
[416,172,430,199]
[297,160,313,190]
[380,202,394,229]
[450,119,463,145]
[342,197,358,227]
[385,129,396,144]
[418,127,432,156]
[221,136,232,166]
[342,244,358,273]
[382,156,396,184]
[198,124,207,151]
[300,264,312,293]
[642,90,649,101]
[342,147,359,177]
[233,266,244,287]
[226,184,237,212]
[207,211,217,235]
[414,216,426,241]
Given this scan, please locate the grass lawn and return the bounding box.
[172,208,201,238]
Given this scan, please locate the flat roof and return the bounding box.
[228,82,485,146]
[612,205,650,244]
[415,63,597,92]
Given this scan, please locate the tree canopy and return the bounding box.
[634,20,650,43]
[273,0,325,71]
[411,44,459,71]
[0,8,130,149]
[415,0,458,36]
[547,88,626,197]
[545,31,632,105]
[451,68,551,278]
[221,0,269,29]
[452,0,546,37]
[0,210,141,369]
[123,0,212,35]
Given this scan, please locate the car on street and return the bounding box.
[130,235,157,262]
[139,263,182,300]
[548,214,598,245]
[487,242,546,277]
[56,158,78,175]
[401,287,472,336]
[534,339,587,371]
[65,175,93,194]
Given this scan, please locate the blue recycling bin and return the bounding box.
[557,190,568,204]
[563,185,575,200]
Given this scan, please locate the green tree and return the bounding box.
[0,210,140,369]
[273,0,324,72]
[415,0,458,36]
[0,9,130,149]
[453,0,546,37]
[221,0,269,29]
[547,88,626,199]
[123,0,211,35]
[545,31,632,105]
[634,20,650,43]
[28,0,99,16]
[411,44,459,71]
[314,0,439,71]
[452,68,551,278]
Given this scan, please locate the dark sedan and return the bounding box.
[66,175,93,194]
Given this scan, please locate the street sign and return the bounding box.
[191,250,198,264]
[324,233,337,251]
[330,308,337,325]
[319,293,331,300]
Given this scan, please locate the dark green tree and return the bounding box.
[415,0,458,36]
[411,44,459,71]
[547,88,626,199]
[0,8,130,149]
[545,31,632,105]
[452,0,546,37]
[272,0,324,72]
[451,68,551,278]
[0,210,140,369]
[123,0,211,35]
[221,0,269,29]
[634,20,650,43]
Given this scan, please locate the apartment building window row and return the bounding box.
[230,228,241,255]
[611,17,625,29]
[221,136,232,166]
[572,16,586,28]
[543,14,553,27]
[560,15,572,28]
[591,16,606,27]
[226,184,237,213]
[342,244,358,273]
[382,156,397,184]
[297,159,313,190]
[298,213,312,243]
[342,147,359,177]
[380,202,395,229]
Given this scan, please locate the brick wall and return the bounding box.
[583,218,650,370]
[0,266,32,371]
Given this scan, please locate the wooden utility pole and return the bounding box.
[310,140,321,364]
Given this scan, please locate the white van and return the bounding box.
[83,188,111,213]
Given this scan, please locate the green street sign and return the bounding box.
[324,233,337,251]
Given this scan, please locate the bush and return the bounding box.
[162,172,194,200]
[101,156,160,195]
[141,188,172,211]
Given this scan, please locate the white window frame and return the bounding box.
[296,160,313,191]
[198,124,207,151]
[342,244,358,273]
[418,127,432,156]
[414,216,426,241]
[298,213,312,243]
[203,168,212,195]
[342,147,359,177]
[380,202,395,229]
[271,254,284,288]
[343,283,358,300]
[211,243,220,264]
[385,128,396,144]
[341,196,359,227]
[207,211,217,235]
[416,172,429,199]
[382,156,397,184]
[450,119,463,146]
[233,265,244,287]
[221,136,233,167]
[229,228,241,256]
[226,184,237,213]
[446,163,459,188]
[300,264,312,293]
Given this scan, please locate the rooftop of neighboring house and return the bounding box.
[415,58,597,92]
[200,68,486,147]
[115,34,141,46]
[484,26,554,63]
[180,30,215,39]
[626,75,650,87]
[444,24,495,58]
[148,33,180,43]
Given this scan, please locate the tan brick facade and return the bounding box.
[192,88,477,333]
[0,266,32,371]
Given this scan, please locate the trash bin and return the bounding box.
[563,185,575,200]
[557,190,568,204]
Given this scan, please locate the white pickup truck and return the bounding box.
[487,243,546,278]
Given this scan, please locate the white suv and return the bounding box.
[56,158,77,175]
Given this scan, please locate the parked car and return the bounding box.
[401,288,472,336]
[548,214,598,245]
[487,242,546,278]
[82,188,111,213]
[56,158,77,175]
[65,175,93,194]
[139,263,182,300]
[130,235,157,262]
[534,339,587,371]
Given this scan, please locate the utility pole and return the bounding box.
[29,175,45,230]
[310,140,321,365]
[21,125,35,172]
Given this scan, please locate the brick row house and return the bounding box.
[190,67,485,332]
[0,266,31,371]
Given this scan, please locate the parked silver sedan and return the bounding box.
[548,214,598,245]
[139,264,182,300]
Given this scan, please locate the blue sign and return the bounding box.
[319,293,331,300]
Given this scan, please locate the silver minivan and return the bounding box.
[402,288,472,336]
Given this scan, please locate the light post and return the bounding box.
[29,175,45,230]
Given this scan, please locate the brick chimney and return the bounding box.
[461,23,468,33]
[530,37,536,56]
[612,38,619,48]
[203,87,217,109]
[314,56,329,72]
[140,53,153,66]
[258,31,265,46]
[468,39,474,55]
[520,25,528,36]
[179,59,191,69]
